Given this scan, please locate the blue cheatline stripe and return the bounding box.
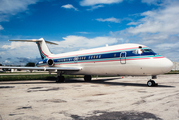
[54,55,162,64]
[36,55,163,67]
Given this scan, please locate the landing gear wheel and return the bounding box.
[56,76,65,83]
[147,80,156,87]
[147,80,153,87]
[84,75,92,82]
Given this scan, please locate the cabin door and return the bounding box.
[74,56,78,63]
[120,52,126,64]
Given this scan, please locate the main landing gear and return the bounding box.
[56,74,92,83]
[56,73,65,83]
[84,75,92,82]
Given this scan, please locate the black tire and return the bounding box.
[147,80,155,87]
[147,80,153,87]
[84,75,92,82]
[151,80,155,86]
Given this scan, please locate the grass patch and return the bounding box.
[0,74,86,81]
[166,70,179,74]
[0,74,110,81]
[0,74,56,81]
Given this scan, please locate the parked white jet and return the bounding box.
[0,38,173,87]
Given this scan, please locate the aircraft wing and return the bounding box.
[0,66,82,71]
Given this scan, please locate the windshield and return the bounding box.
[143,49,154,53]
[132,49,156,55]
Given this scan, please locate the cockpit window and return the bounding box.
[132,49,143,54]
[132,49,155,55]
[138,49,143,54]
[143,49,154,53]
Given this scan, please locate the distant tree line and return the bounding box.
[0,62,35,67]
[25,62,35,67]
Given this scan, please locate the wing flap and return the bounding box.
[0,66,82,71]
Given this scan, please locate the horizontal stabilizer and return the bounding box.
[9,38,58,45]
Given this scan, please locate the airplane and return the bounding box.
[0,38,173,87]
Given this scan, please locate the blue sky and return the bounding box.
[0,0,179,65]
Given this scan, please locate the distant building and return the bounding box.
[173,62,179,70]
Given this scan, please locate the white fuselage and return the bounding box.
[36,43,173,76]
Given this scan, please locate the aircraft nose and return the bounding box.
[160,58,173,73]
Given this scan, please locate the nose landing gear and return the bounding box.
[147,75,158,87]
[147,80,158,87]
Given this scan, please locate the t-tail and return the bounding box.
[9,38,58,59]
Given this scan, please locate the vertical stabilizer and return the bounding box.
[9,38,58,59]
[36,38,52,59]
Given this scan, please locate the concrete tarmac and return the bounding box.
[0,74,179,120]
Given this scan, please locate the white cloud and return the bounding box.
[0,25,4,30]
[155,42,179,50]
[0,0,40,22]
[77,32,91,34]
[153,41,179,61]
[61,4,78,11]
[0,52,5,55]
[141,0,162,5]
[2,41,36,49]
[141,0,176,6]
[47,35,123,54]
[87,5,104,11]
[4,60,11,64]
[96,17,120,23]
[80,0,123,6]
[127,22,139,25]
[1,42,39,63]
[127,2,179,36]
[56,35,122,48]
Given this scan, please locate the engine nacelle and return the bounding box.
[47,59,54,67]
